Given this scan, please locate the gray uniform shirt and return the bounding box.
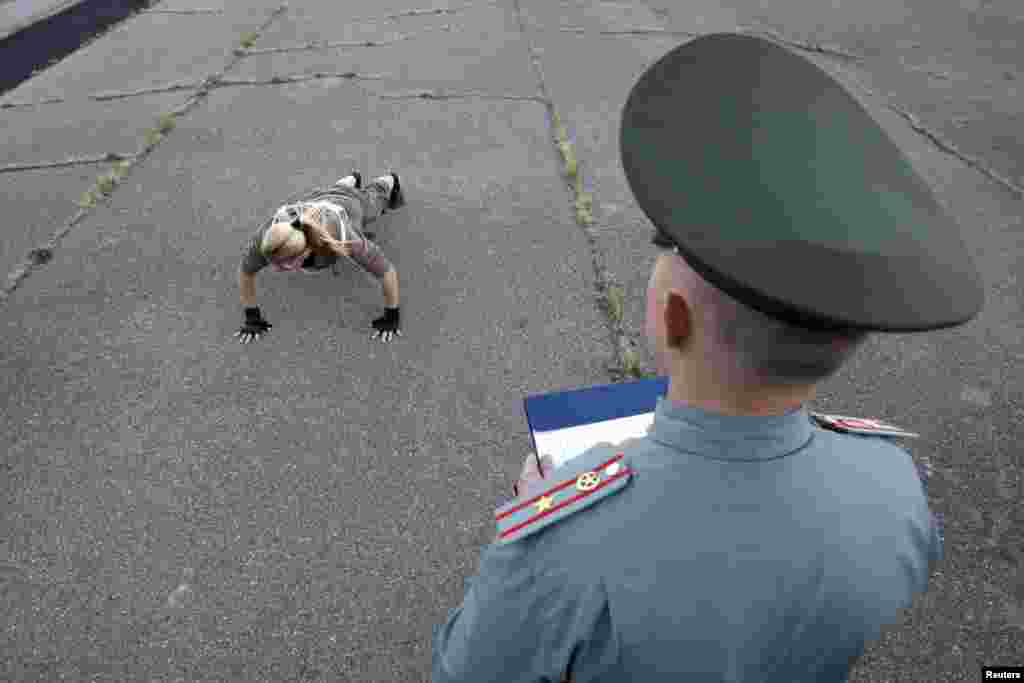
[433,398,942,682]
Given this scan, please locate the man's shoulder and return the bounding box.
[808,412,920,440]
[808,411,922,473]
[495,445,638,547]
[808,413,932,521]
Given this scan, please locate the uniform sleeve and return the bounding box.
[240,223,270,274]
[432,541,617,683]
[348,237,393,279]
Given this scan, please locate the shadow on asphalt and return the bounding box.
[0,0,156,96]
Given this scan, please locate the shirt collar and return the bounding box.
[647,397,814,462]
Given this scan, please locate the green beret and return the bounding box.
[620,33,984,332]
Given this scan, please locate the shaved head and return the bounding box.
[647,251,868,388]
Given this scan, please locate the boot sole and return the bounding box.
[387,172,405,210]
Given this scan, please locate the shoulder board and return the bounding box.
[810,412,919,439]
[494,452,633,545]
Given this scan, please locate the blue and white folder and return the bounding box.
[523,377,669,467]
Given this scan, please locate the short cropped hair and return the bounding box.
[713,287,868,386]
[665,252,868,387]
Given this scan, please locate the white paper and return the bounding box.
[533,412,655,467]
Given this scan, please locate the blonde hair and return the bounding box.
[260,221,305,259]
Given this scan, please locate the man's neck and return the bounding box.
[666,374,814,417]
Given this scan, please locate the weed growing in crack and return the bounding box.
[551,110,593,225]
[552,111,577,178]
[620,348,656,380]
[78,189,98,208]
[144,128,163,148]
[96,172,117,196]
[574,174,593,226]
[559,139,577,179]
[240,32,258,49]
[606,285,624,324]
[112,160,131,179]
[157,112,177,133]
[622,349,646,379]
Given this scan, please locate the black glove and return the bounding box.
[237,306,272,344]
[371,307,401,342]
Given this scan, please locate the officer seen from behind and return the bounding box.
[432,33,982,682]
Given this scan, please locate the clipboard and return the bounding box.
[523,377,669,468]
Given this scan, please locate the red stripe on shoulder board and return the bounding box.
[495,454,624,521]
[498,468,632,540]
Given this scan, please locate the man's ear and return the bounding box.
[663,289,692,350]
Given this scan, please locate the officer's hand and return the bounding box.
[237,307,272,344]
[513,452,555,497]
[371,307,401,343]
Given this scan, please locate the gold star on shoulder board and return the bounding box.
[536,495,554,513]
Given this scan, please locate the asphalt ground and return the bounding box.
[0,0,82,40]
[0,0,157,94]
[1,0,1021,681]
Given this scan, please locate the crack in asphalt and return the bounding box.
[350,0,500,23]
[833,63,1024,199]
[1,96,67,109]
[1,76,200,106]
[885,101,1024,199]
[511,0,635,380]
[548,23,1020,200]
[239,24,453,56]
[1,69,544,110]
[215,71,391,87]
[0,152,134,174]
[0,3,289,305]
[558,27,700,38]
[143,8,223,14]
[88,78,203,101]
[557,25,863,61]
[736,25,864,60]
[370,88,545,102]
[1,1,548,307]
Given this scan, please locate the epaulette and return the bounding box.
[495,452,633,545]
[809,412,919,439]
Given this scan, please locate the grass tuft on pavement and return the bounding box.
[77,189,98,208]
[622,349,644,378]
[96,172,117,196]
[574,174,593,226]
[157,112,176,133]
[144,127,163,148]
[112,159,132,179]
[552,111,577,179]
[551,109,593,226]
[606,285,624,324]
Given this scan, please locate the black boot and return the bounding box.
[386,172,405,210]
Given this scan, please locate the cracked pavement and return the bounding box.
[1,0,1021,680]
